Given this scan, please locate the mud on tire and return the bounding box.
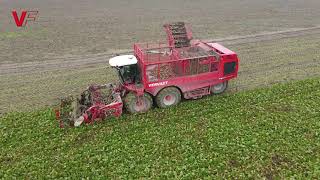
[211,81,228,94]
[124,93,153,114]
[156,87,181,108]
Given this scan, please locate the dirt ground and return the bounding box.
[1,32,319,113]
[1,0,320,63]
[1,0,320,113]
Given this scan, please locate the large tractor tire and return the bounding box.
[156,87,181,108]
[124,93,153,114]
[211,81,228,94]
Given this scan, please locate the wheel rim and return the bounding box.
[214,83,224,91]
[163,94,176,106]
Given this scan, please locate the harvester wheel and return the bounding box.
[156,87,181,108]
[211,81,228,94]
[124,93,153,114]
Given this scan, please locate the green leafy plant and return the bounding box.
[0,78,319,179]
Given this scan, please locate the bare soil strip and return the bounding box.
[1,30,319,113]
[1,26,320,76]
[210,26,320,45]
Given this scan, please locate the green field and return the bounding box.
[1,78,319,178]
[1,0,320,178]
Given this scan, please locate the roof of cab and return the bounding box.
[109,55,138,67]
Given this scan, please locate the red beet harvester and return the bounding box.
[55,22,239,127]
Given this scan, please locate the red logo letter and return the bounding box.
[12,10,27,27]
[25,11,39,26]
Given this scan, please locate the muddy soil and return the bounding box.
[1,27,319,76]
[1,0,320,63]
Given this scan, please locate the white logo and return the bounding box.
[148,81,168,87]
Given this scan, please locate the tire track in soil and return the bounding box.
[1,26,320,114]
[1,26,320,76]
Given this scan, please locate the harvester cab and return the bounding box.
[109,55,141,85]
